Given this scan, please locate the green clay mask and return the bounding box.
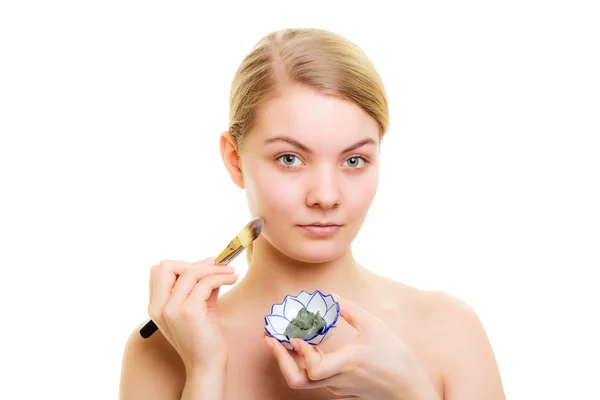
[285,308,327,339]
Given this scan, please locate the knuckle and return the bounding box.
[147,305,161,320]
[149,265,160,281]
[162,306,177,322]
[186,267,209,282]
[286,376,303,389]
[286,374,304,389]
[350,355,367,372]
[177,268,195,279]
[179,304,196,319]
[306,367,320,381]
[158,259,187,270]
[196,273,217,286]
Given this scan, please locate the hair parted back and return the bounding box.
[227,27,390,264]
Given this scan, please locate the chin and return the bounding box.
[271,236,350,264]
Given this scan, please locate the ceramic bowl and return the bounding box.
[264,290,340,350]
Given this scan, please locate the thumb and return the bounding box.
[332,293,379,336]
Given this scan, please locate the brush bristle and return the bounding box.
[238,217,264,247]
[248,217,264,239]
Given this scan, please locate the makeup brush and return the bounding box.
[139,217,264,339]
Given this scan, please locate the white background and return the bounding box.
[1,1,598,399]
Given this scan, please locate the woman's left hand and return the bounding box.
[264,294,441,400]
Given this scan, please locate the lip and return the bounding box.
[302,222,340,227]
[298,224,341,236]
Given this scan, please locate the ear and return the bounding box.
[219,131,244,189]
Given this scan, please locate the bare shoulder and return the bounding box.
[414,289,507,400]
[368,273,506,399]
[119,320,185,400]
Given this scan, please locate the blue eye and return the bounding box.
[278,154,302,167]
[344,156,366,168]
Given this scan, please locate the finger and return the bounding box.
[149,259,219,309]
[333,293,379,335]
[291,338,322,367]
[268,338,353,391]
[149,265,155,304]
[148,260,193,318]
[267,337,319,389]
[293,338,354,381]
[184,272,240,308]
[167,264,236,305]
[192,257,217,265]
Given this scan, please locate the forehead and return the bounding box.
[248,84,379,149]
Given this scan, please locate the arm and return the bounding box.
[182,368,227,400]
[432,292,507,400]
[119,322,227,400]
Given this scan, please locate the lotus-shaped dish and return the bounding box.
[264,290,340,350]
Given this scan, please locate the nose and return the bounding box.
[305,165,341,209]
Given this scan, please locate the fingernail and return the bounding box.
[290,339,299,351]
[264,336,273,349]
[270,338,279,349]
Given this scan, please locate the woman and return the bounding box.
[119,28,506,399]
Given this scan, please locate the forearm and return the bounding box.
[181,367,227,400]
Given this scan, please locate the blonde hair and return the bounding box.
[227,28,390,264]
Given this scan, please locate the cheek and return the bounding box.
[244,161,379,222]
[344,170,379,217]
[244,167,302,216]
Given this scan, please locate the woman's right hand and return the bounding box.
[147,258,239,374]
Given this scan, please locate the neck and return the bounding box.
[236,236,367,307]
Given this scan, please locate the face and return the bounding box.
[227,84,380,263]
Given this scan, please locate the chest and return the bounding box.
[220,311,444,400]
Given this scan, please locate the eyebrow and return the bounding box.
[264,136,377,154]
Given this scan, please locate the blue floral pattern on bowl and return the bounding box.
[264,290,340,350]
